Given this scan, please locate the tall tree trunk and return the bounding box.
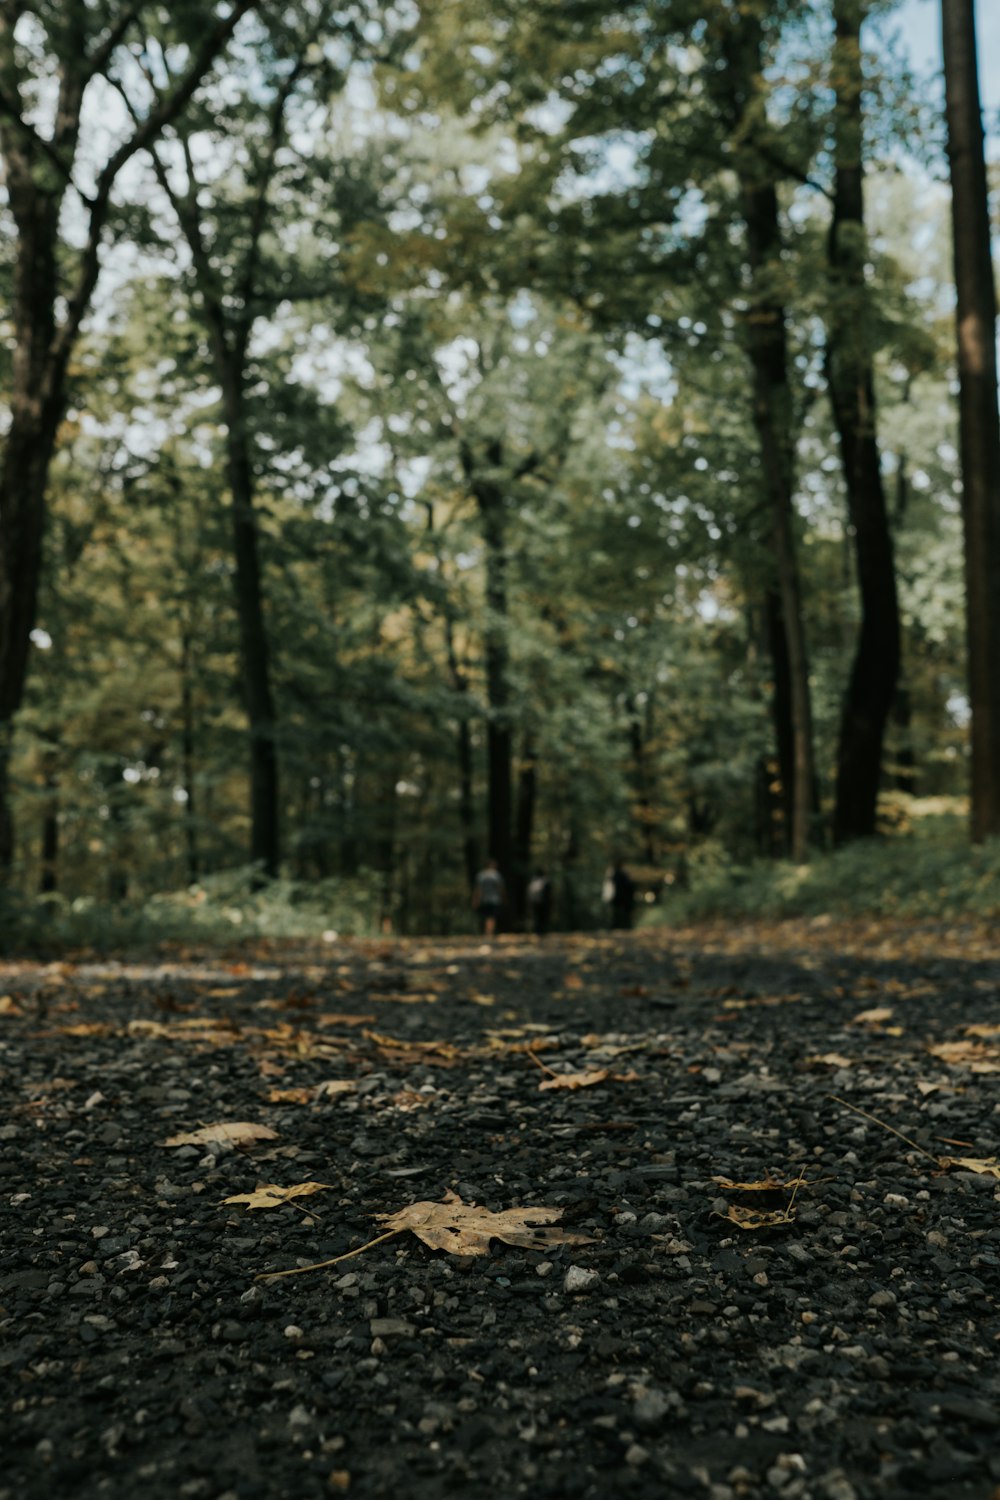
[179,626,200,884]
[478,486,513,884]
[942,0,1000,840]
[739,186,816,864]
[628,705,657,864]
[513,734,537,922]
[39,756,59,895]
[723,11,817,863]
[764,589,795,852]
[0,228,64,869]
[826,0,900,844]
[444,618,478,890]
[221,372,281,878]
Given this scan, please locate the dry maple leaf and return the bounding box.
[712,1175,799,1193]
[374,1189,597,1256]
[224,1181,331,1210]
[539,1068,611,1092]
[162,1122,278,1148]
[939,1156,1000,1180]
[720,1204,797,1231]
[314,1079,357,1099]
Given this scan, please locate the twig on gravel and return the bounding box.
[526,1050,560,1079]
[827,1094,940,1167]
[255,1227,404,1282]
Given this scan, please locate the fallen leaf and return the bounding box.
[720,1204,797,1231]
[223,1181,331,1210]
[162,1122,278,1148]
[0,995,23,1015]
[805,1053,854,1069]
[939,1156,1000,1180]
[314,1079,357,1099]
[374,1189,597,1256]
[851,1007,894,1026]
[712,1175,799,1193]
[267,1087,313,1105]
[915,1080,942,1096]
[539,1068,611,1091]
[927,1041,1000,1072]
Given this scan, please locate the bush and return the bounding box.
[643,819,1000,926]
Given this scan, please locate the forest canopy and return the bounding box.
[0,0,997,940]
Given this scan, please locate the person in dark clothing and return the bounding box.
[527,869,552,936]
[610,861,636,930]
[473,858,506,937]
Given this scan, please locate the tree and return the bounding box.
[942,0,1000,840]
[0,0,257,870]
[716,1,817,863]
[826,0,900,843]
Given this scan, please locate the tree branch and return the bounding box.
[52,0,257,366]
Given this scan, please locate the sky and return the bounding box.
[893,0,1000,114]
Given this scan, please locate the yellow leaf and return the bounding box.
[224,1181,332,1210]
[851,1007,894,1026]
[720,1204,797,1231]
[0,995,23,1015]
[374,1189,597,1256]
[539,1068,611,1091]
[162,1122,278,1148]
[712,1175,798,1193]
[939,1156,1000,1179]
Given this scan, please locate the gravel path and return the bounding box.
[3,920,1000,1500]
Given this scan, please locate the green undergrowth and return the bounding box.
[0,869,384,957]
[647,821,1000,926]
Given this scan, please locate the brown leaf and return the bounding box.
[712,1175,798,1193]
[851,1007,894,1026]
[162,1122,278,1148]
[927,1041,1000,1072]
[0,995,24,1016]
[267,1087,313,1105]
[223,1181,331,1210]
[374,1189,597,1257]
[804,1053,854,1069]
[939,1156,1000,1180]
[721,1204,797,1231]
[539,1068,611,1092]
[314,1079,358,1100]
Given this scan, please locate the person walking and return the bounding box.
[472,858,506,937]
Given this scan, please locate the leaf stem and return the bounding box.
[255,1227,403,1282]
[827,1094,940,1166]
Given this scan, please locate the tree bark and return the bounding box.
[764,588,795,852]
[739,186,816,864]
[478,484,513,885]
[513,734,537,921]
[220,371,281,878]
[179,626,200,884]
[827,0,900,844]
[444,616,478,889]
[942,0,1000,840]
[723,10,817,863]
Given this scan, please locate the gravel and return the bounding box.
[2,921,1000,1498]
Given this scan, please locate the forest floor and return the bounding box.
[3,918,1000,1500]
